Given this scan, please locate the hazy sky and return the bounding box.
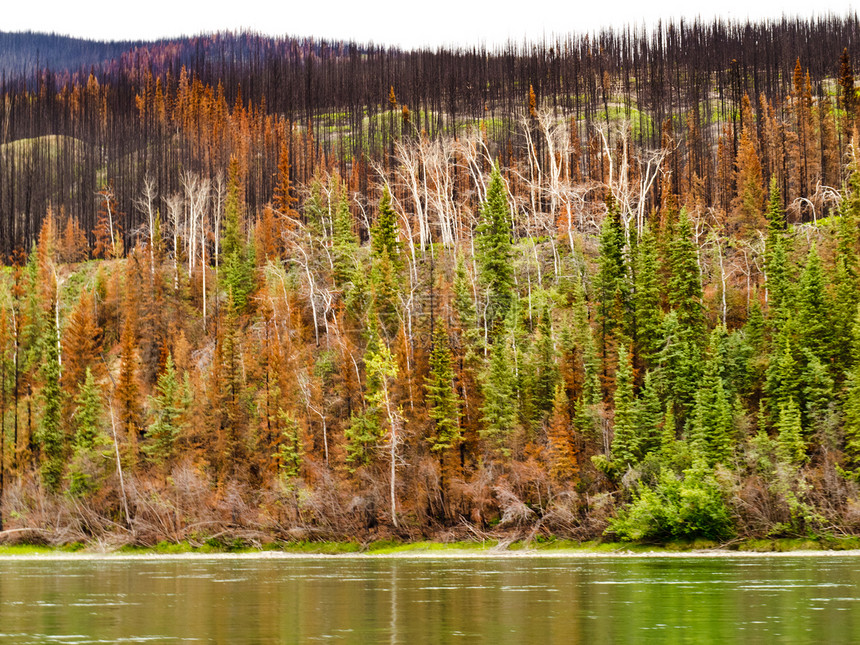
[3,0,857,48]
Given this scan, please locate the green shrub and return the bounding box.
[609,458,735,542]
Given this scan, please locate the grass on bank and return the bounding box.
[3,535,860,555]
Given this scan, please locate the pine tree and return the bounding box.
[425,321,460,453]
[117,292,141,457]
[218,302,247,475]
[476,165,515,328]
[273,138,298,218]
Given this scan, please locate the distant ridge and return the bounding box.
[0,31,151,78]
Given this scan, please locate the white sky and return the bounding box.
[2,1,857,49]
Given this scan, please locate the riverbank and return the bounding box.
[3,536,860,558]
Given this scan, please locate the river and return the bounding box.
[0,553,858,643]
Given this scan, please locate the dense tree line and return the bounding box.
[4,17,860,545]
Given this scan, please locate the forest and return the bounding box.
[2,16,860,547]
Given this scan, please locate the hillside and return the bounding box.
[2,17,860,548]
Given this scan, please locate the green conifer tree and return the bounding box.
[796,244,833,367]
[371,186,402,271]
[632,226,662,367]
[776,398,806,466]
[656,311,700,425]
[635,369,663,458]
[38,321,64,492]
[531,306,559,419]
[73,367,102,450]
[765,332,800,418]
[275,411,303,479]
[332,182,359,288]
[425,321,460,452]
[611,344,638,468]
[668,208,705,345]
[596,200,627,392]
[221,160,256,312]
[842,306,860,475]
[476,165,515,328]
[144,354,182,464]
[481,334,516,456]
[691,330,734,465]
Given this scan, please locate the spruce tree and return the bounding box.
[275,411,303,479]
[776,398,806,466]
[425,321,460,453]
[73,367,103,451]
[221,158,256,312]
[691,330,734,465]
[611,344,638,468]
[476,165,515,328]
[668,208,705,346]
[766,233,793,329]
[345,314,389,469]
[39,321,64,492]
[371,186,402,271]
[635,370,663,459]
[656,311,699,425]
[800,349,834,432]
[531,306,559,419]
[481,334,516,456]
[833,167,860,373]
[596,200,627,393]
[843,306,860,475]
[144,354,182,464]
[796,244,832,367]
[765,332,800,418]
[632,225,662,368]
[370,187,402,334]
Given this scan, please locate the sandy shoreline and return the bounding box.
[2,548,860,561]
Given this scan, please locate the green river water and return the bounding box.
[0,554,857,643]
